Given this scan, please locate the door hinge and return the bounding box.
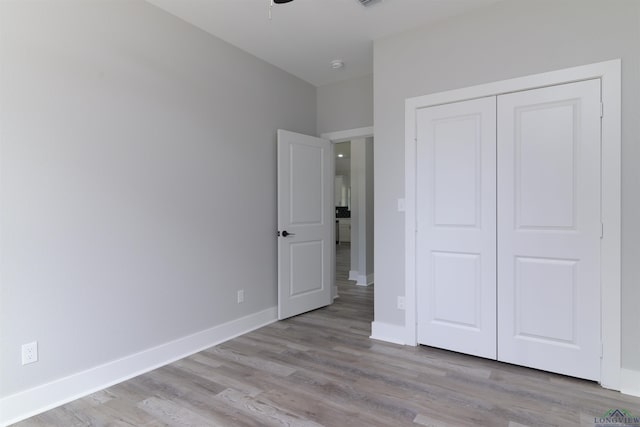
[600,102,604,118]
[601,222,604,239]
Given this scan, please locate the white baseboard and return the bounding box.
[0,307,277,427]
[348,270,358,281]
[353,273,374,287]
[370,321,405,345]
[620,368,640,397]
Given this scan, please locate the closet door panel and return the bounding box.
[416,97,497,359]
[497,79,601,380]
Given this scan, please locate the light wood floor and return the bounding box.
[15,243,640,426]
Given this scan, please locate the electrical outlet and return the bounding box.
[22,341,38,365]
[397,296,405,310]
[237,289,244,304]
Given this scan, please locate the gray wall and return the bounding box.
[365,137,374,278]
[373,0,640,370]
[350,138,374,284]
[317,74,373,135]
[0,0,316,397]
[349,138,374,286]
[350,139,364,279]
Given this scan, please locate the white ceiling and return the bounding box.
[335,141,351,159]
[146,0,502,87]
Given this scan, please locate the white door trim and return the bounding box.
[321,126,374,143]
[404,59,621,390]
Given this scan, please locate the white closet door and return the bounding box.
[416,97,497,359]
[497,79,601,380]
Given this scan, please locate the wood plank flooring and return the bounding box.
[14,243,640,426]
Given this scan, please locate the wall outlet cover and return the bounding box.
[22,341,38,365]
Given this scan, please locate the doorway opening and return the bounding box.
[321,127,374,300]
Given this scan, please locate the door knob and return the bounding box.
[282,230,295,237]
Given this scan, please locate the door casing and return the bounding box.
[404,60,621,389]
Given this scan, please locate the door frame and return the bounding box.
[404,60,621,389]
[321,126,374,300]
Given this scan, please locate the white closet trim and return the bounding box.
[404,60,621,390]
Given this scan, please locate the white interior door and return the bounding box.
[416,97,497,359]
[497,79,602,380]
[277,129,333,320]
